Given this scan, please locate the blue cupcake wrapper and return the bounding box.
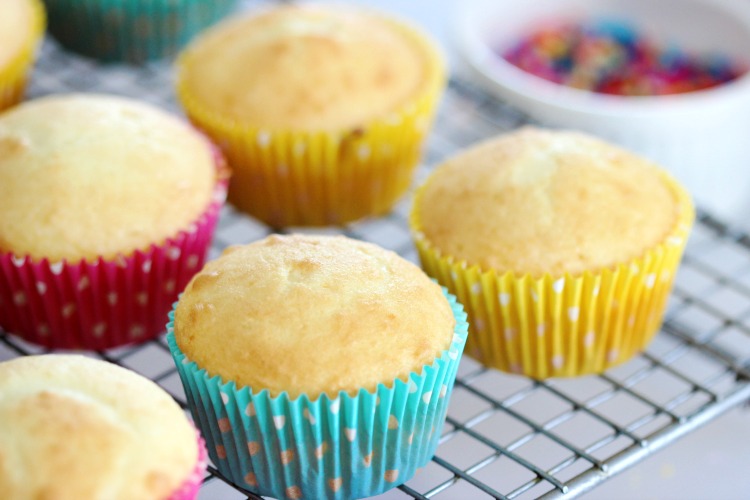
[43,0,237,63]
[167,288,468,500]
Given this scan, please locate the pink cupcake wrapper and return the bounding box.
[0,151,229,350]
[170,429,209,500]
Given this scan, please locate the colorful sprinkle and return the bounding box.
[502,19,747,95]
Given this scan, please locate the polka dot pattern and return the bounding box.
[273,416,286,430]
[92,322,107,338]
[357,144,371,160]
[0,164,227,349]
[218,418,231,432]
[329,399,340,414]
[439,385,448,398]
[256,131,271,148]
[77,276,90,291]
[280,449,295,465]
[384,470,399,483]
[567,307,580,322]
[303,408,316,425]
[328,478,343,493]
[167,247,182,260]
[388,415,399,430]
[129,324,145,338]
[61,303,76,318]
[584,331,596,347]
[314,442,327,459]
[411,174,693,378]
[552,355,565,369]
[247,442,261,456]
[285,486,302,499]
[168,289,468,500]
[245,403,255,416]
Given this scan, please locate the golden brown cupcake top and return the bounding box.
[178,5,440,130]
[0,93,216,262]
[0,0,36,68]
[415,127,684,277]
[0,355,197,500]
[174,234,455,399]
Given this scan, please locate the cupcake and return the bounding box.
[410,127,694,378]
[176,4,445,227]
[42,0,236,63]
[0,354,206,500]
[167,234,468,498]
[0,0,45,111]
[0,93,228,349]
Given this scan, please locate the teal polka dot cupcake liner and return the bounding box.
[42,0,237,63]
[167,288,468,499]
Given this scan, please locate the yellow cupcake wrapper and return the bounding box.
[176,16,445,227]
[0,0,45,111]
[410,171,695,379]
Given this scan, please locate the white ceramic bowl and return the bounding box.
[457,0,750,226]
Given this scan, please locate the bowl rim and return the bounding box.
[457,0,750,117]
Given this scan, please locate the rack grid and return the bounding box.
[2,16,750,500]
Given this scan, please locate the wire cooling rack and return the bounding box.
[3,13,750,500]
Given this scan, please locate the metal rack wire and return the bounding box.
[2,19,750,500]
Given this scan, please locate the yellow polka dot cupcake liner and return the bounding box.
[410,173,694,379]
[176,21,445,227]
[167,288,468,499]
[0,0,45,112]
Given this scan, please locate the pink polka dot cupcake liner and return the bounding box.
[0,155,229,350]
[167,289,469,499]
[169,429,208,500]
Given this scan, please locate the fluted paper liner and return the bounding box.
[169,430,208,500]
[167,289,468,499]
[0,0,45,111]
[0,153,229,350]
[44,0,236,63]
[176,17,445,227]
[410,172,694,379]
